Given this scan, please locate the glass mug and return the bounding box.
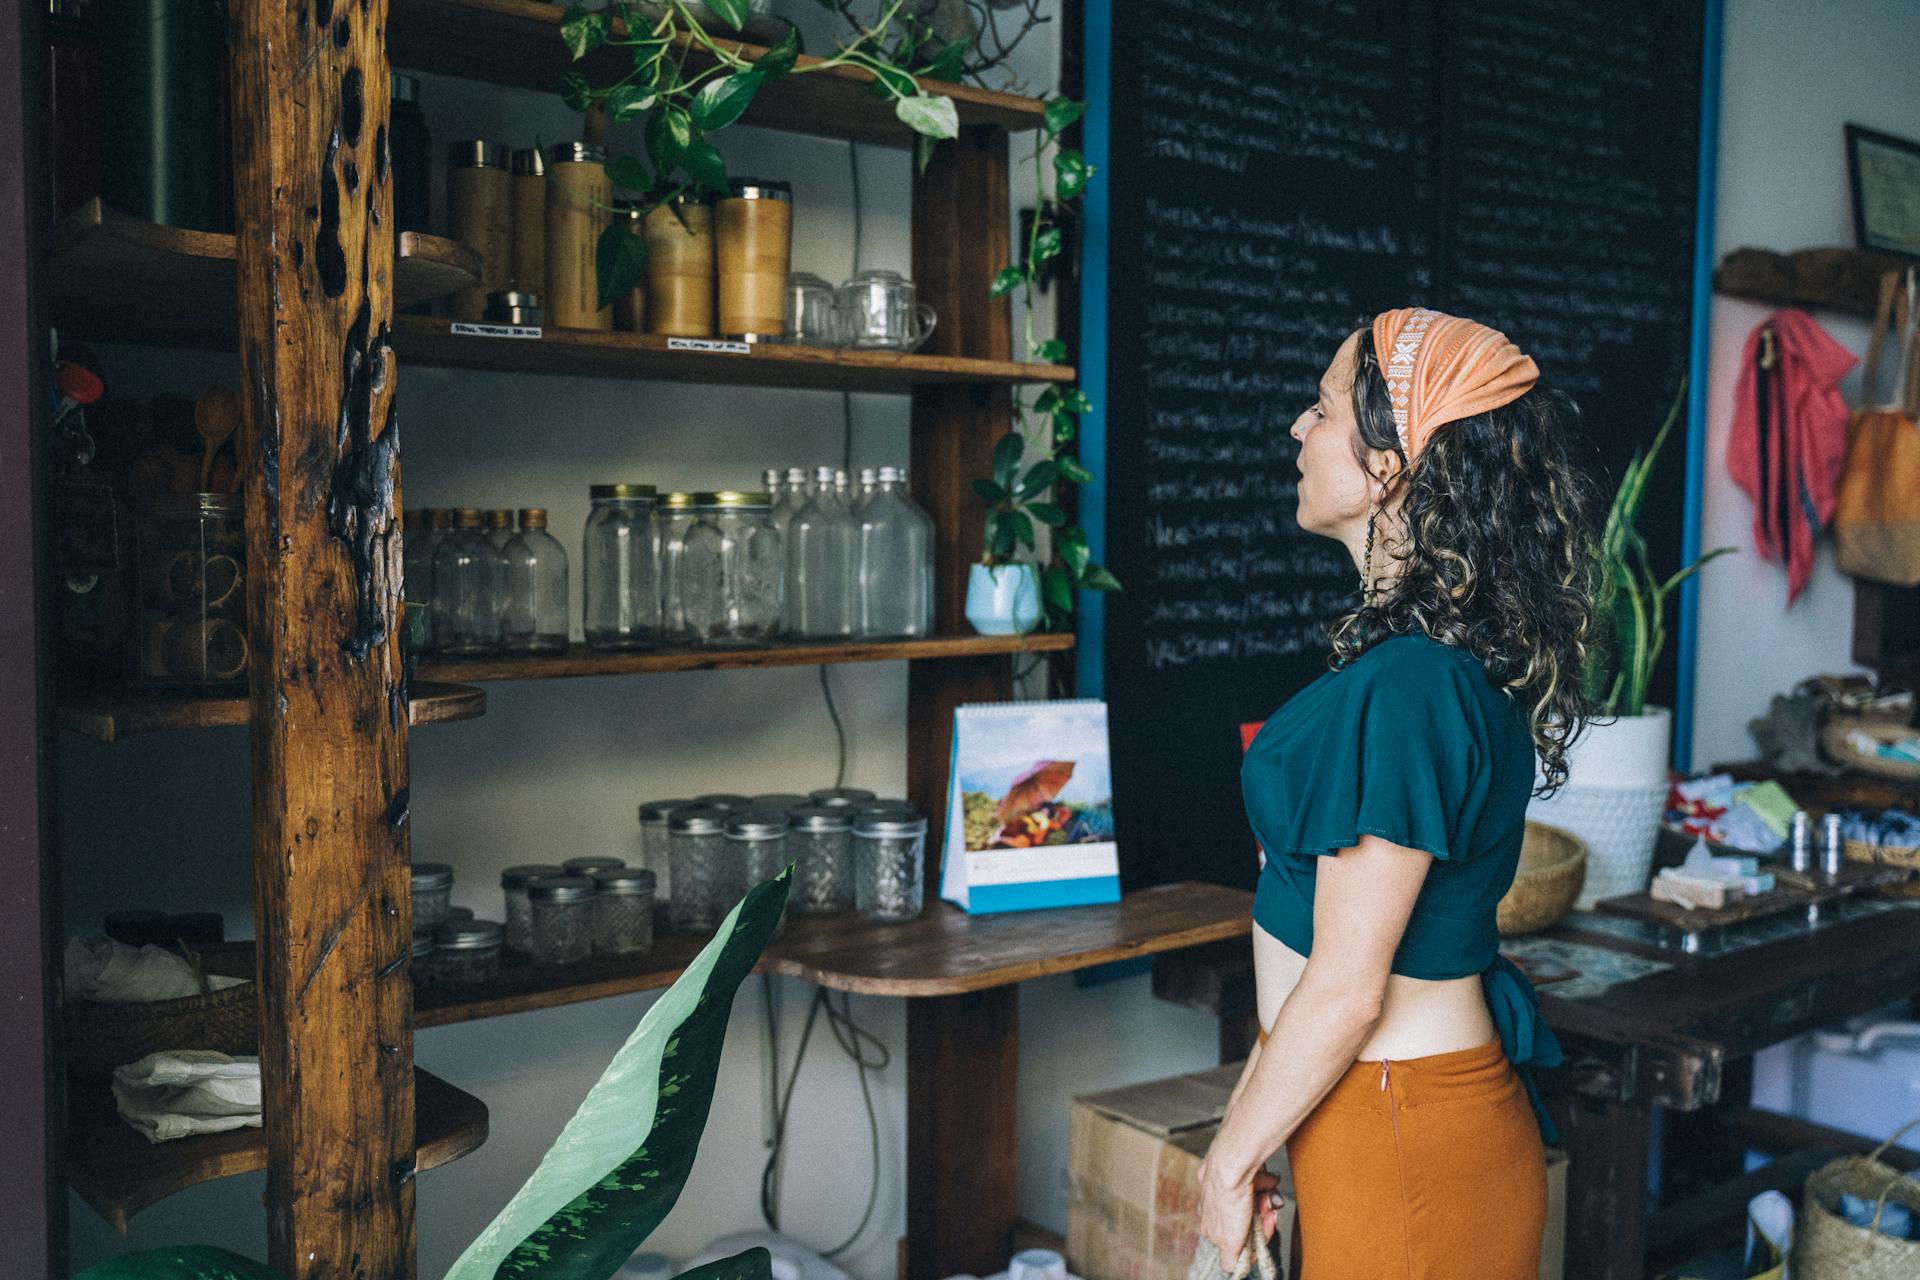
[782,272,837,347]
[832,269,937,352]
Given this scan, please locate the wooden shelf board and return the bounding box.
[387,0,1046,147]
[48,199,480,349]
[393,315,1074,391]
[1713,245,1916,318]
[58,681,487,743]
[69,1067,488,1233]
[419,632,1073,682]
[417,882,1253,1026]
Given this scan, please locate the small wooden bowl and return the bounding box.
[1821,716,1920,782]
[1498,821,1588,935]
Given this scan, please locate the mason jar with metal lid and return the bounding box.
[410,861,455,933]
[809,787,878,809]
[447,140,512,321]
[749,793,808,817]
[681,491,783,647]
[546,140,613,330]
[434,919,504,986]
[667,804,730,933]
[638,798,690,903]
[694,792,753,813]
[583,484,660,651]
[724,813,790,934]
[563,855,625,877]
[526,875,596,966]
[854,811,927,923]
[787,803,853,915]
[657,492,698,642]
[500,863,564,952]
[716,177,793,341]
[592,868,658,956]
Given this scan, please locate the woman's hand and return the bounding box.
[1198,1152,1284,1270]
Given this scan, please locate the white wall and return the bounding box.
[1688,0,1920,768]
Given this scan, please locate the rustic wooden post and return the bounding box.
[230,0,416,1272]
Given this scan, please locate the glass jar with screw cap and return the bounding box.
[657,492,699,641]
[502,508,568,654]
[787,803,853,914]
[638,799,690,904]
[694,792,752,812]
[854,811,927,923]
[724,813,790,936]
[583,484,660,651]
[433,508,500,655]
[411,861,455,933]
[809,787,877,809]
[563,855,625,877]
[592,868,658,956]
[526,875,596,966]
[434,919,504,987]
[667,804,730,932]
[749,793,808,817]
[681,491,784,647]
[500,863,564,953]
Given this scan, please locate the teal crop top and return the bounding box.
[1241,631,1564,1143]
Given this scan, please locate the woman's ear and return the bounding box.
[1367,446,1405,499]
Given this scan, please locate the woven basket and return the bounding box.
[1793,1118,1920,1280]
[1820,716,1920,782]
[1497,822,1588,935]
[62,940,257,1083]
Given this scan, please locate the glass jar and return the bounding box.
[809,787,877,810]
[832,268,937,351]
[411,928,437,993]
[411,861,455,934]
[783,467,856,639]
[657,491,698,642]
[638,799,690,905]
[434,919,504,986]
[854,812,927,923]
[681,491,783,647]
[787,803,853,914]
[402,509,438,652]
[583,484,660,651]
[433,507,500,655]
[855,467,934,638]
[724,814,790,934]
[500,862,564,953]
[526,875,596,966]
[592,868,658,956]
[134,493,248,686]
[783,271,836,346]
[502,507,569,654]
[668,804,731,932]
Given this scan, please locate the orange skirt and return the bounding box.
[1273,1037,1547,1279]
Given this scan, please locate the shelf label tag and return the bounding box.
[450,322,543,340]
[667,337,752,355]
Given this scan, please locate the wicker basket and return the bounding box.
[1497,821,1588,936]
[62,940,257,1083]
[1793,1118,1920,1280]
[1820,716,1920,782]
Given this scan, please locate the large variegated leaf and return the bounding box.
[73,1246,282,1280]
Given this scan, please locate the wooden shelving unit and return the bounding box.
[1713,245,1913,318]
[419,632,1072,682]
[58,681,487,743]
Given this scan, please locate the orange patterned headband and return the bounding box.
[1370,307,1539,462]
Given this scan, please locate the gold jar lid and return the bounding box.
[451,507,484,528]
[693,490,771,509]
[589,484,657,502]
[427,508,453,530]
[484,508,515,530]
[658,491,696,510]
[518,507,548,529]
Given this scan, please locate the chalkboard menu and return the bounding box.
[1096,0,1704,891]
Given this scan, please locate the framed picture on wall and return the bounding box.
[1847,123,1920,257]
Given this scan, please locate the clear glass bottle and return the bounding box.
[583,483,660,651]
[787,803,853,914]
[411,861,455,933]
[402,509,439,652]
[484,508,517,642]
[681,491,783,646]
[433,508,500,655]
[854,812,927,923]
[855,466,935,639]
[526,875,596,966]
[434,919,504,986]
[592,868,657,956]
[500,862,564,953]
[855,467,877,509]
[668,804,730,932]
[563,855,625,877]
[763,468,784,504]
[657,491,698,643]
[784,466,856,639]
[638,799,690,904]
[768,467,809,537]
[834,468,852,508]
[503,507,568,653]
[724,814,790,935]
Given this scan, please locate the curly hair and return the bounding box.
[1324,327,1607,797]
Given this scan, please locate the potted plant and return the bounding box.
[1530,384,1737,908]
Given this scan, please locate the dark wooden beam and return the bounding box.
[1553,1094,1653,1280]
[906,989,1020,1280]
[230,0,417,1269]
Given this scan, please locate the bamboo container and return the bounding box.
[613,200,648,332]
[510,147,547,300]
[545,141,613,331]
[716,178,793,341]
[446,140,512,322]
[643,195,715,337]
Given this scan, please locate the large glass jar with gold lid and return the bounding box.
[582,483,659,650]
[679,491,783,646]
[657,491,698,643]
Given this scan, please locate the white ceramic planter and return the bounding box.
[1526,705,1673,909]
[965,563,1042,635]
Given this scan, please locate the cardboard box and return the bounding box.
[1066,1063,1567,1280]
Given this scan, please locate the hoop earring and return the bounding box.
[1361,501,1378,603]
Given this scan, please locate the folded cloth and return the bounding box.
[64,935,249,1003]
[1187,1213,1279,1280]
[112,1050,262,1143]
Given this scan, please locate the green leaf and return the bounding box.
[1056,455,1093,485]
[75,1246,284,1280]
[1055,388,1092,416]
[914,131,939,176]
[675,1249,775,1280]
[447,872,792,1279]
[1080,563,1122,592]
[1057,524,1090,576]
[991,266,1025,298]
[702,0,749,30]
[992,431,1026,491]
[1042,564,1074,612]
[919,38,969,83]
[596,220,648,311]
[755,26,801,80]
[973,477,1008,504]
[560,71,595,113]
[1028,502,1066,527]
[1035,339,1066,362]
[691,70,764,133]
[680,139,730,193]
[896,92,960,140]
[605,83,657,122]
[1010,511,1035,550]
[559,4,610,59]
[990,513,1017,560]
[1053,148,1092,201]
[1017,458,1059,497]
[865,62,918,100]
[646,105,691,176]
[1034,386,1061,414]
[1034,226,1063,262]
[1053,416,1076,444]
[608,154,652,191]
[1043,97,1087,137]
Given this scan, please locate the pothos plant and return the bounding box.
[556,0,970,307]
[970,95,1118,628]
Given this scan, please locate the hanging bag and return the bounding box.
[1833,269,1920,585]
[1791,1115,1920,1279]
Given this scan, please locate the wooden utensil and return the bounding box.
[193,386,241,492]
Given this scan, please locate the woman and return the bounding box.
[1197,308,1606,1279]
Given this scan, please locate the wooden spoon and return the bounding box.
[194,386,241,493]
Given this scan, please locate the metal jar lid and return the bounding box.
[809,787,878,808]
[851,801,919,825]
[483,289,544,326]
[853,813,928,838]
[411,861,454,889]
[589,483,657,502]
[659,491,696,511]
[511,147,546,177]
[726,177,793,201]
[788,802,852,833]
[392,73,421,106]
[547,141,607,166]
[501,863,565,890]
[667,803,730,835]
[593,868,659,896]
[692,793,752,812]
[448,140,510,170]
[451,506,484,528]
[436,919,505,950]
[484,508,515,530]
[562,856,626,876]
[725,815,789,841]
[411,928,435,959]
[691,491,771,509]
[639,798,692,825]
[526,875,597,904]
[519,507,549,529]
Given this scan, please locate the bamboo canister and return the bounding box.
[510,147,547,299]
[446,140,512,321]
[613,202,647,332]
[716,178,793,340]
[544,141,613,331]
[643,196,715,337]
